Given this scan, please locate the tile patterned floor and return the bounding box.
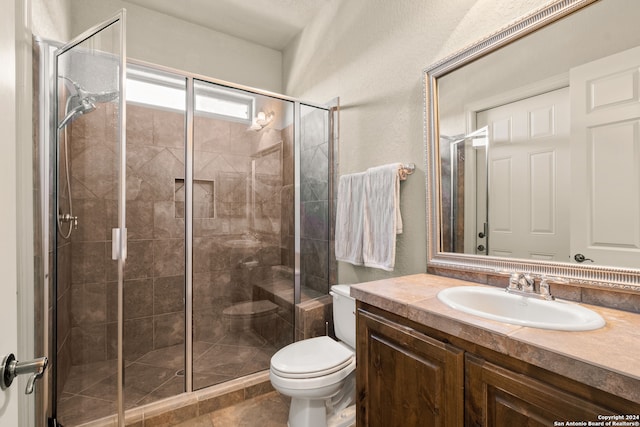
[57,330,278,426]
[175,391,290,427]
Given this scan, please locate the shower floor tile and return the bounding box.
[136,341,213,371]
[193,344,275,378]
[56,395,117,426]
[63,359,118,394]
[58,330,279,427]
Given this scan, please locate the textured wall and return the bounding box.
[32,0,72,42]
[31,0,283,94]
[65,0,283,93]
[283,0,550,284]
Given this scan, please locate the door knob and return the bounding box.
[477,244,486,252]
[1,353,48,395]
[574,253,594,263]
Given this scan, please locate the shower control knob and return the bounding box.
[59,213,78,229]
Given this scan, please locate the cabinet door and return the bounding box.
[356,309,464,427]
[466,354,625,426]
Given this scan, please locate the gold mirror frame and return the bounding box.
[424,0,640,292]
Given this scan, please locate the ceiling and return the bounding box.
[125,0,329,50]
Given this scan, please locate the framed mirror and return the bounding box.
[424,0,640,291]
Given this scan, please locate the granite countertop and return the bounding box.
[350,273,640,404]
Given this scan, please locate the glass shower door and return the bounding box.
[121,63,187,406]
[52,11,127,426]
[299,104,334,298]
[191,80,295,390]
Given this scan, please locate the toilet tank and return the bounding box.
[330,285,356,349]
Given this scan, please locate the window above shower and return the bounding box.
[127,65,186,112]
[127,64,254,123]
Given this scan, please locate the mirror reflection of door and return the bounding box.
[447,132,487,254]
[450,139,466,252]
[472,134,487,255]
[478,87,570,261]
[570,45,640,268]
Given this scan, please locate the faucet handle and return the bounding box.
[538,277,558,300]
[508,273,521,290]
[538,275,567,300]
[520,274,535,292]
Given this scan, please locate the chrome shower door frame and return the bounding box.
[52,10,127,427]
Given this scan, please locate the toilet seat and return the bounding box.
[269,357,355,396]
[271,336,354,379]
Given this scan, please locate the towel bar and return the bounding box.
[399,163,415,180]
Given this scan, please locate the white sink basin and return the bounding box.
[437,286,605,331]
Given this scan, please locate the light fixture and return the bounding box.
[248,110,274,131]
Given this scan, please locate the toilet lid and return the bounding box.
[271,336,354,379]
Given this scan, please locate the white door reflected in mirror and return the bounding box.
[570,45,640,269]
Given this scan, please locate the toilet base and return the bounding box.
[286,401,355,427]
[327,404,356,427]
[289,397,327,427]
[275,366,356,427]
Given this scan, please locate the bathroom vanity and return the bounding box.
[352,274,640,427]
[369,1,640,425]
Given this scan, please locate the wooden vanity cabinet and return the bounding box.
[357,303,640,427]
[465,354,616,426]
[356,308,464,427]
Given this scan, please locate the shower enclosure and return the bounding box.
[36,12,337,427]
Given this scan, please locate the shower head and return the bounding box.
[57,95,96,130]
[80,88,119,103]
[57,76,119,130]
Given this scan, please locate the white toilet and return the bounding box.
[270,285,356,427]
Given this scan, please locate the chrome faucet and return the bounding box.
[519,273,535,292]
[506,273,558,301]
[508,272,521,291]
[508,273,534,292]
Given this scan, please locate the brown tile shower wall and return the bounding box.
[67,103,187,365]
[56,105,75,395]
[281,124,294,270]
[56,234,73,396]
[192,113,283,345]
[64,105,182,362]
[300,108,331,294]
[67,101,287,368]
[295,295,333,341]
[281,107,338,293]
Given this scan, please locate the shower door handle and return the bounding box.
[1,353,48,394]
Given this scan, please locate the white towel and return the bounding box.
[362,163,403,271]
[335,172,366,266]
